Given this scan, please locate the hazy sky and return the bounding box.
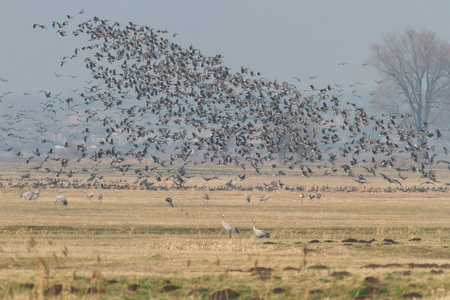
[1,1,450,103]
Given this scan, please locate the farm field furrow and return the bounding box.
[0,180,449,299]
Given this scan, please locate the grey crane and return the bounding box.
[20,187,31,199]
[316,193,322,202]
[55,190,68,206]
[252,219,270,238]
[97,190,104,203]
[29,188,40,203]
[198,192,209,202]
[221,214,239,238]
[86,189,95,201]
[299,193,305,203]
[310,193,321,203]
[165,197,173,207]
[259,193,270,203]
[245,192,250,203]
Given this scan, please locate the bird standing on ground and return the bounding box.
[221,214,239,238]
[198,192,209,202]
[252,219,270,238]
[20,187,31,199]
[260,193,270,203]
[299,193,305,202]
[165,197,173,207]
[29,188,40,203]
[55,190,68,206]
[97,190,104,203]
[86,189,95,201]
[245,192,250,203]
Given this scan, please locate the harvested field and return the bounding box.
[0,170,449,299]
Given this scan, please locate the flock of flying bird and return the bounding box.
[1,11,450,205]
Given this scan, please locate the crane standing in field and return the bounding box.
[97,190,104,203]
[245,192,250,203]
[165,197,173,207]
[299,193,305,203]
[221,214,240,238]
[260,193,270,203]
[29,188,40,203]
[309,192,321,203]
[252,219,270,238]
[20,187,31,199]
[86,189,95,202]
[55,190,68,206]
[198,192,209,202]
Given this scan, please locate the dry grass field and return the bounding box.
[0,168,449,299]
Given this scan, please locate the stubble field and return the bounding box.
[0,170,449,299]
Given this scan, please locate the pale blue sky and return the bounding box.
[1,1,450,102]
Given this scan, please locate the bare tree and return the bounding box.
[367,28,450,149]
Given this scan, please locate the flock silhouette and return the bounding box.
[1,12,450,237]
